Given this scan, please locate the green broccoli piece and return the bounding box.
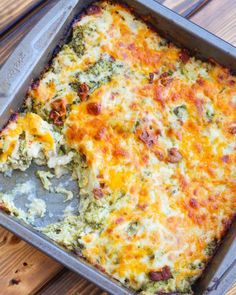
[69,26,85,57]
[205,239,218,256]
[173,105,187,119]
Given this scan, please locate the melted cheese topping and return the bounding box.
[0,113,56,171]
[0,1,235,294]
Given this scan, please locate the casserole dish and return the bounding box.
[0,2,235,294]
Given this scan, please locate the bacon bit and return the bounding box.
[106,228,113,234]
[129,186,136,194]
[138,203,148,210]
[49,110,63,126]
[160,72,169,79]
[179,174,188,191]
[161,77,173,87]
[159,72,173,87]
[9,112,18,122]
[208,167,215,177]
[130,102,139,110]
[189,198,198,209]
[139,130,157,148]
[179,49,190,63]
[154,150,165,161]
[210,203,219,213]
[99,182,106,189]
[74,128,86,141]
[167,148,182,163]
[118,42,125,48]
[127,43,135,50]
[49,99,67,125]
[195,98,203,114]
[188,211,194,219]
[196,214,206,225]
[94,263,106,273]
[197,78,204,86]
[154,69,159,75]
[221,155,230,163]
[222,218,232,229]
[31,79,40,90]
[166,128,174,138]
[208,195,216,202]
[217,74,224,81]
[229,80,235,86]
[86,5,102,15]
[140,188,148,196]
[228,124,236,134]
[199,199,207,207]
[78,83,89,101]
[149,73,154,83]
[193,189,198,196]
[94,127,106,140]
[113,148,128,158]
[115,217,124,224]
[87,102,101,115]
[51,99,66,116]
[171,93,179,102]
[154,86,165,107]
[142,154,149,164]
[93,188,103,199]
[97,173,104,179]
[0,203,10,214]
[149,266,172,282]
[110,92,119,100]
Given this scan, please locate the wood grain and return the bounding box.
[0,0,55,65]
[0,0,45,35]
[0,228,62,295]
[227,285,236,295]
[0,0,236,294]
[191,0,236,45]
[36,270,107,295]
[162,0,210,17]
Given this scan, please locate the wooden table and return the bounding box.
[0,0,235,294]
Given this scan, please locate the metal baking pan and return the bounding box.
[0,0,235,294]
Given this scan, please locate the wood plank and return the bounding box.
[0,0,55,66]
[0,0,45,35]
[0,228,62,295]
[191,0,236,46]
[227,284,236,295]
[36,270,107,295]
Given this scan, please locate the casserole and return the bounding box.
[0,1,236,292]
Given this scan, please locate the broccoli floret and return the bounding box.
[205,103,215,121]
[173,105,187,119]
[69,26,85,57]
[71,56,123,95]
[127,221,139,236]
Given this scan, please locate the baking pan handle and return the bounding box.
[0,0,78,118]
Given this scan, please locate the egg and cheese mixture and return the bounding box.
[0,1,236,294]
